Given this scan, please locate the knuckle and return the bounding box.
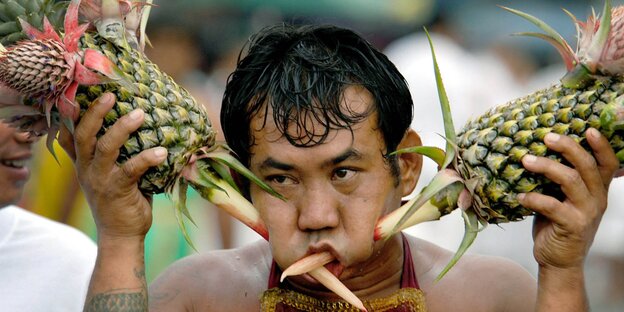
[564,170,582,185]
[120,161,136,179]
[73,127,89,144]
[96,136,115,155]
[582,154,598,169]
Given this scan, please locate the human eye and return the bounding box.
[332,168,357,181]
[266,174,297,186]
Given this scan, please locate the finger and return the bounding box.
[118,147,168,187]
[522,153,590,205]
[58,124,76,161]
[585,128,619,189]
[518,192,569,227]
[544,132,603,196]
[74,93,115,165]
[93,108,145,174]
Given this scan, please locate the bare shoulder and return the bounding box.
[148,239,272,312]
[404,234,537,312]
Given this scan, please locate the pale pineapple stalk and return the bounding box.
[0,0,282,244]
[283,0,624,284]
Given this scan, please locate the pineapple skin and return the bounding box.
[74,33,216,193]
[456,76,624,224]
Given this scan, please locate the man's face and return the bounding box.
[0,122,35,207]
[248,86,407,286]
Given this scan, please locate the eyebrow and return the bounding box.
[258,148,363,171]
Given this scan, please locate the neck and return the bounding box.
[286,234,405,300]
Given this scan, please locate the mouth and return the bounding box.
[323,260,344,278]
[1,159,28,168]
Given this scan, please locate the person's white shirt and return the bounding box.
[0,205,97,312]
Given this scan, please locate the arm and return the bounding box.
[519,128,619,312]
[59,93,167,311]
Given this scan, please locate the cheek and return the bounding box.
[251,186,296,236]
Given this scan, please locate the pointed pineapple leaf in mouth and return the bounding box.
[308,267,367,312]
[280,251,334,282]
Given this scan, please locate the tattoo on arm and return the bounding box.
[84,268,148,312]
[84,291,147,312]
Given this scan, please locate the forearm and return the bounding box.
[536,265,589,312]
[84,235,148,312]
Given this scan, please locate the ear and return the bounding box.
[396,129,422,197]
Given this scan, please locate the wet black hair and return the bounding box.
[221,24,413,172]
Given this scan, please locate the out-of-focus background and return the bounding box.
[18,0,623,310]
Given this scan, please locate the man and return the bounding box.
[0,120,97,311]
[66,24,617,311]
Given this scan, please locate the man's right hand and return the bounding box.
[58,92,167,240]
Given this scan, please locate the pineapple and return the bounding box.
[282,0,624,304]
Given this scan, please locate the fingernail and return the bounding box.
[100,93,113,103]
[586,128,599,139]
[517,193,525,202]
[523,154,536,164]
[154,147,167,159]
[544,133,560,144]
[128,109,144,120]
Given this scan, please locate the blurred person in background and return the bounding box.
[0,89,97,311]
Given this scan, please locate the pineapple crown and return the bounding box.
[0,0,141,157]
[502,0,623,88]
[78,0,153,51]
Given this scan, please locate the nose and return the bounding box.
[297,182,340,232]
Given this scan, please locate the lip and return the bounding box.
[0,155,32,182]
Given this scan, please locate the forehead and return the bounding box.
[250,85,375,142]
[249,86,385,163]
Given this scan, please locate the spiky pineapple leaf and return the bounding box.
[434,209,483,281]
[171,178,197,251]
[391,145,446,167]
[511,32,576,70]
[171,178,197,227]
[499,5,575,60]
[206,150,284,200]
[139,0,153,50]
[424,28,456,169]
[588,0,612,63]
[207,158,240,193]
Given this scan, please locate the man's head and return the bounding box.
[220,24,422,285]
[221,24,413,171]
[0,122,37,207]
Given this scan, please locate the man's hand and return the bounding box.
[58,92,167,240]
[519,128,619,311]
[520,128,618,268]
